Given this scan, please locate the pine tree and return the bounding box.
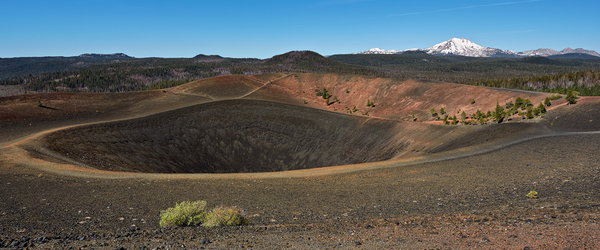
[493,103,505,123]
[544,97,551,106]
[537,103,547,114]
[430,108,438,119]
[565,90,579,104]
[526,106,534,119]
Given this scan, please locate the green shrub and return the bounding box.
[525,107,534,119]
[526,190,539,199]
[159,200,208,228]
[430,108,438,118]
[203,206,250,227]
[549,94,562,101]
[515,97,525,107]
[544,97,551,106]
[438,96,551,126]
[451,115,459,125]
[366,99,375,107]
[472,110,484,120]
[505,101,514,109]
[159,201,250,228]
[478,117,487,125]
[532,106,541,116]
[565,90,579,104]
[315,88,332,99]
[493,104,505,123]
[537,103,547,114]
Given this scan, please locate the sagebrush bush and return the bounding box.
[159,201,250,228]
[159,200,208,227]
[204,206,250,227]
[526,190,539,199]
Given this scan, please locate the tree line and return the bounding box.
[472,71,600,95]
[1,52,599,96]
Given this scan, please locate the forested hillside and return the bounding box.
[473,71,600,95]
[329,53,600,84]
[2,51,600,95]
[0,53,132,79]
[0,52,379,93]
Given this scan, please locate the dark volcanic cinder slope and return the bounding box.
[543,97,600,131]
[170,75,267,99]
[32,73,564,174]
[43,99,414,173]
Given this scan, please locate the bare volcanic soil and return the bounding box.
[1,133,600,248]
[1,74,600,248]
[43,100,410,173]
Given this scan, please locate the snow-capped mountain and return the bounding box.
[560,48,600,57]
[355,48,418,55]
[517,48,560,57]
[356,48,401,54]
[425,38,516,57]
[354,38,600,58]
[518,48,600,57]
[355,38,516,57]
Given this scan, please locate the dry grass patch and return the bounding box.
[159,200,249,228]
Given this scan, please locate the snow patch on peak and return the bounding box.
[426,38,513,57]
[432,38,485,51]
[518,48,560,57]
[367,48,387,53]
[560,48,600,57]
[355,48,403,54]
[353,38,600,58]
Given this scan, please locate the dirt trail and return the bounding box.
[235,74,292,99]
[1,75,600,248]
[2,75,599,180]
[2,100,599,180]
[8,122,600,180]
[1,124,599,249]
[0,75,288,148]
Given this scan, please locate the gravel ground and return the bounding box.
[1,87,598,249]
[1,133,599,248]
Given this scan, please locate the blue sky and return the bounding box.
[1,0,598,58]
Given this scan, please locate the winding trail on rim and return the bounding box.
[236,74,292,99]
[6,127,599,180]
[2,80,598,180]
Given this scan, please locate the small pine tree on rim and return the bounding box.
[565,90,579,104]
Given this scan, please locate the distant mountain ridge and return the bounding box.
[3,49,600,97]
[0,53,135,79]
[358,48,418,55]
[355,38,600,58]
[518,48,600,57]
[78,53,131,59]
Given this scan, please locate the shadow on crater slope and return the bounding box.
[43,100,428,173]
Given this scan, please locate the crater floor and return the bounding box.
[44,100,410,173]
